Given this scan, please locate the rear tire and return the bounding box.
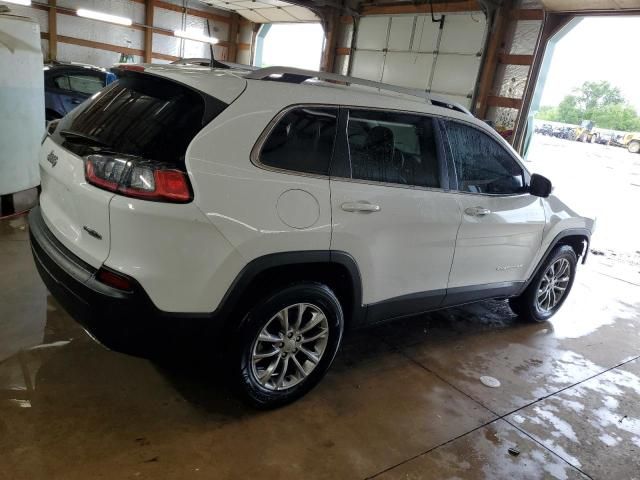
[628,140,640,154]
[232,282,344,408]
[509,246,577,323]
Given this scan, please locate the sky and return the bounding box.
[540,16,640,110]
[258,23,325,71]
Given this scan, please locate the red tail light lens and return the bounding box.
[84,154,192,203]
[96,267,134,291]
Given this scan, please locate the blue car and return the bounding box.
[44,62,116,121]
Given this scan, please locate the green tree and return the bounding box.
[592,103,640,131]
[535,105,558,121]
[540,80,640,131]
[575,81,624,118]
[556,95,582,125]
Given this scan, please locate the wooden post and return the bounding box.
[48,0,57,61]
[227,13,240,63]
[144,0,154,63]
[474,0,512,118]
[320,15,338,73]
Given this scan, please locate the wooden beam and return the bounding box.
[41,32,144,57]
[510,9,544,20]
[321,15,339,73]
[486,95,522,109]
[144,0,154,63]
[48,0,57,61]
[361,0,480,16]
[475,0,513,118]
[498,53,534,65]
[153,0,231,24]
[227,13,240,63]
[33,0,230,25]
[35,2,234,52]
[41,31,180,62]
[152,51,180,62]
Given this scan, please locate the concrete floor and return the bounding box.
[2,138,640,480]
[1,211,640,479]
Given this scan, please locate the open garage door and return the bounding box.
[350,12,487,109]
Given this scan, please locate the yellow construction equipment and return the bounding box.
[573,120,598,143]
[621,132,640,153]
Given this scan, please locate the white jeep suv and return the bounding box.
[29,64,594,407]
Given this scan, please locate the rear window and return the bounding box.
[53,73,104,95]
[52,73,227,165]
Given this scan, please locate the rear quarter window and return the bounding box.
[258,107,338,176]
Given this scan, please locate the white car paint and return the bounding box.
[38,64,594,315]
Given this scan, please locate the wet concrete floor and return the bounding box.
[1,214,639,479]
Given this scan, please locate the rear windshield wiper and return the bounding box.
[60,130,108,147]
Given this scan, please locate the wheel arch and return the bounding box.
[216,251,364,330]
[521,229,590,293]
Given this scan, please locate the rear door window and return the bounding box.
[346,109,441,188]
[259,107,338,176]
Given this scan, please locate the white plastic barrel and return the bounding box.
[0,11,44,200]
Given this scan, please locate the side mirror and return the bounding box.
[529,173,552,198]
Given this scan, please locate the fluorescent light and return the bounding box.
[174,29,219,44]
[3,0,32,5]
[77,9,132,26]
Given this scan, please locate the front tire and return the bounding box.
[628,140,640,154]
[509,246,577,322]
[233,283,344,408]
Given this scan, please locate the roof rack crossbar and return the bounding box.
[244,66,472,116]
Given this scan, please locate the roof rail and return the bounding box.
[244,66,472,116]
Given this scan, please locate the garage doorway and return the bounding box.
[525,15,640,276]
[253,23,325,70]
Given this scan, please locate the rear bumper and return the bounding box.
[28,206,217,356]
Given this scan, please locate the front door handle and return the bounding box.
[341,201,381,213]
[465,206,491,216]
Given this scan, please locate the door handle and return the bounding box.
[71,99,82,104]
[341,201,381,213]
[464,206,491,216]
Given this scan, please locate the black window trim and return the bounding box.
[331,106,451,193]
[250,103,340,180]
[440,118,532,198]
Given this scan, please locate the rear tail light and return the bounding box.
[84,154,192,203]
[96,267,134,291]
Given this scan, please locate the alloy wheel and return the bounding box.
[251,303,329,391]
[536,258,571,312]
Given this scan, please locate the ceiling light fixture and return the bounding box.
[76,9,133,26]
[174,29,219,44]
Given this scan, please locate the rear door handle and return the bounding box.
[341,201,381,213]
[464,206,491,216]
